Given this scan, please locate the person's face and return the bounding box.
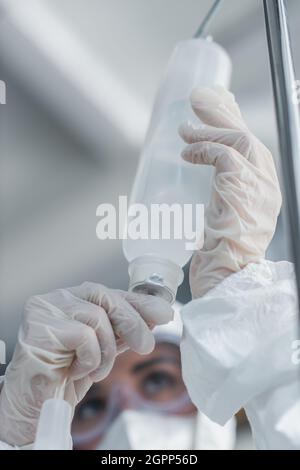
[72,342,197,450]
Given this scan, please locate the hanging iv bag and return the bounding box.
[123,38,231,303]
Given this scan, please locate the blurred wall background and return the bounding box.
[0,0,300,367]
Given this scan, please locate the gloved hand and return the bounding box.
[0,282,173,447]
[179,86,282,298]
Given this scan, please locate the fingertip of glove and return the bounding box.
[190,87,217,107]
[137,332,156,355]
[125,291,174,324]
[190,85,233,109]
[181,147,191,162]
[141,295,174,325]
[178,121,193,139]
[89,362,114,382]
[125,319,156,355]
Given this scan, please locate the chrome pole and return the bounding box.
[263,0,300,325]
[194,0,223,38]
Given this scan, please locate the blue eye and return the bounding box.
[142,371,176,397]
[76,398,107,421]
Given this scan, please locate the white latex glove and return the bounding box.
[0,282,173,447]
[179,86,282,298]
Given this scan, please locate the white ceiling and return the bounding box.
[45,0,261,105]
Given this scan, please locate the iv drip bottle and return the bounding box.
[123,38,231,303]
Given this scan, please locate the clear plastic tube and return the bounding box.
[123,38,231,303]
[34,379,73,450]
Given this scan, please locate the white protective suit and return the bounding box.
[180,259,300,450]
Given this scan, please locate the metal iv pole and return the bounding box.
[263,0,300,329]
[194,0,222,38]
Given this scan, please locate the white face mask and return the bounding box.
[97,410,236,451]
